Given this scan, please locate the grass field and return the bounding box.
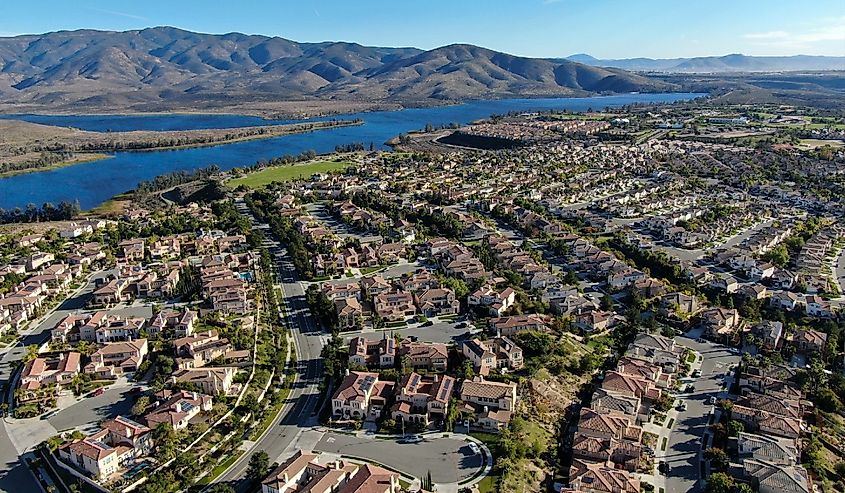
[798,138,844,150]
[227,160,354,188]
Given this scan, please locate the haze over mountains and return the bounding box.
[0,27,674,109]
[566,53,845,73]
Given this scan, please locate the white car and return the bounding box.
[708,396,717,405]
[401,435,424,444]
[468,442,481,454]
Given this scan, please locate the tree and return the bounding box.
[734,484,754,493]
[704,447,729,471]
[152,423,177,460]
[23,345,39,363]
[246,450,270,482]
[727,420,744,437]
[131,396,150,417]
[208,485,236,493]
[421,470,435,491]
[705,472,734,493]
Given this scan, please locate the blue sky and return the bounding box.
[1,0,843,58]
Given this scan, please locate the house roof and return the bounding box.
[460,378,516,402]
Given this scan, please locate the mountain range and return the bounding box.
[0,27,674,110]
[565,53,845,73]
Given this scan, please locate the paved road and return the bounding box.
[662,336,740,493]
[314,432,483,484]
[48,381,138,433]
[835,246,845,296]
[342,319,464,345]
[304,202,382,244]
[213,200,327,492]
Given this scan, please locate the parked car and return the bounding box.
[401,435,424,444]
[91,387,106,397]
[421,320,434,327]
[692,369,702,378]
[684,384,695,392]
[708,396,717,405]
[468,442,481,454]
[130,386,143,393]
[677,402,687,411]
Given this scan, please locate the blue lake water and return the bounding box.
[0,93,703,211]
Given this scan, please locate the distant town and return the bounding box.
[0,99,843,493]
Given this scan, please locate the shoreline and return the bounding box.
[117,119,364,153]
[0,119,364,179]
[0,153,114,179]
[0,91,699,122]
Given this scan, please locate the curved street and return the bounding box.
[213,199,487,492]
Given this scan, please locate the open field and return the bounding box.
[227,160,355,188]
[0,119,361,177]
[798,138,845,150]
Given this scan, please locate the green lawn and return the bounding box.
[228,160,354,188]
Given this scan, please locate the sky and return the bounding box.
[1,0,844,59]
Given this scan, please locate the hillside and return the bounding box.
[565,53,845,73]
[0,27,675,112]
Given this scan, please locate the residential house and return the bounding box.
[260,450,359,493]
[658,292,700,318]
[490,314,547,337]
[575,310,613,333]
[334,297,363,330]
[398,339,448,371]
[793,329,827,354]
[19,352,80,399]
[144,390,213,430]
[737,432,800,465]
[462,337,523,375]
[58,416,152,481]
[468,285,516,316]
[331,371,394,421]
[750,321,784,350]
[84,339,148,379]
[347,336,396,369]
[459,377,517,431]
[373,291,416,322]
[700,307,741,340]
[171,367,237,396]
[173,330,236,369]
[391,372,455,426]
[567,459,639,493]
[413,288,460,318]
[743,459,810,493]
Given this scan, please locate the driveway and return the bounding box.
[314,432,484,484]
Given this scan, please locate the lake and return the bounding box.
[0,93,703,211]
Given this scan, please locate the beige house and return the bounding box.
[84,339,148,379]
[171,367,237,396]
[58,416,152,481]
[462,337,523,375]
